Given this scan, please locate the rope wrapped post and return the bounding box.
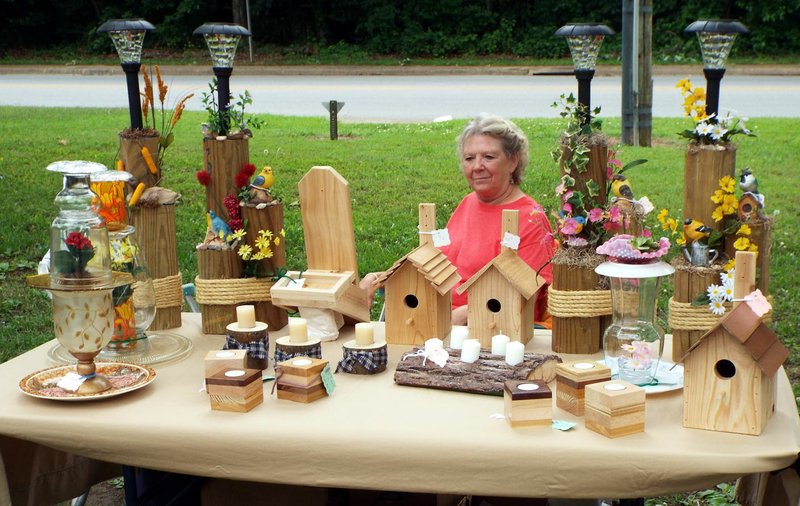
[129,201,183,330]
[550,253,611,354]
[669,259,724,359]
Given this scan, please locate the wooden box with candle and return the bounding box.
[275,357,329,403]
[206,368,264,413]
[555,360,612,416]
[204,349,248,377]
[503,380,552,428]
[584,380,645,438]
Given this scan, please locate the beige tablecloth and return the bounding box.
[0,314,798,503]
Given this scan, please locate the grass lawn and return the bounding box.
[0,107,797,393]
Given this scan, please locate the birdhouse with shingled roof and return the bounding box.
[679,251,789,436]
[456,209,546,347]
[376,204,460,345]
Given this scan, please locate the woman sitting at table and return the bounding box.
[361,113,554,327]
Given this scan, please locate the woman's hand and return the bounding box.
[451,305,468,326]
[359,272,382,308]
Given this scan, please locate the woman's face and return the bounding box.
[461,134,519,203]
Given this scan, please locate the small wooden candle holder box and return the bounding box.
[503,380,552,428]
[205,368,263,413]
[276,357,329,403]
[555,360,612,416]
[204,349,248,377]
[584,380,645,438]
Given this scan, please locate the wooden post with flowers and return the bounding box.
[549,94,611,354]
[201,138,250,218]
[121,66,192,330]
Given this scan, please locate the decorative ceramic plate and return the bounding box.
[598,359,684,395]
[19,362,156,401]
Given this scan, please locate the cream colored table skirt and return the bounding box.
[0,313,798,504]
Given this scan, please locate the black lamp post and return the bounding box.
[97,19,155,131]
[193,22,251,135]
[555,23,615,125]
[685,19,749,119]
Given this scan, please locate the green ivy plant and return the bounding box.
[550,92,603,175]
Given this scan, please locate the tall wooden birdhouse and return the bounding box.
[377,204,460,345]
[680,252,789,435]
[456,210,545,347]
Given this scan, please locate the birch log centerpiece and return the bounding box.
[394,346,561,396]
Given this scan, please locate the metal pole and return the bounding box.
[329,100,339,140]
[638,0,653,147]
[621,0,635,145]
[246,0,253,63]
[214,67,234,135]
[121,62,143,130]
[704,68,725,118]
[575,69,594,125]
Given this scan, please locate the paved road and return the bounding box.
[1,72,797,121]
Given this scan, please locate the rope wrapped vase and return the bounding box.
[549,250,611,354]
[196,247,276,335]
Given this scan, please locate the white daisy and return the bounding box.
[710,124,729,141]
[721,269,735,286]
[710,300,726,316]
[707,284,724,299]
[696,122,714,136]
[721,284,734,302]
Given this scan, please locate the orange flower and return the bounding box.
[155,65,167,104]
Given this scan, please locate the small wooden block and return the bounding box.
[503,380,552,428]
[555,360,612,416]
[276,357,328,387]
[276,382,328,403]
[206,368,264,413]
[205,349,249,378]
[585,380,645,438]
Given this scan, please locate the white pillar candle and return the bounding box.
[505,341,525,366]
[460,339,481,364]
[288,318,308,343]
[449,327,469,350]
[355,322,375,346]
[425,338,444,354]
[491,334,510,356]
[236,305,256,328]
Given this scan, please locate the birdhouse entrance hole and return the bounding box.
[404,294,419,309]
[486,298,502,313]
[714,359,736,379]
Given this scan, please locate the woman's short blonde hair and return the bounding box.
[456,113,530,185]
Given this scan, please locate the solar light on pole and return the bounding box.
[555,23,615,125]
[97,19,155,131]
[685,19,749,119]
[193,22,251,136]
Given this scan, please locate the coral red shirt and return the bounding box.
[439,193,554,321]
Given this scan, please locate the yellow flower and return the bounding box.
[252,251,265,261]
[676,79,692,94]
[259,229,273,240]
[273,236,281,246]
[237,244,253,259]
[262,247,274,259]
[721,194,738,215]
[676,233,686,246]
[736,224,751,236]
[733,237,751,251]
[710,189,725,204]
[231,229,246,241]
[280,228,286,237]
[724,259,735,271]
[719,176,736,193]
[255,235,270,251]
[657,208,669,224]
[665,217,677,233]
[692,87,706,101]
[748,243,759,253]
[712,206,725,222]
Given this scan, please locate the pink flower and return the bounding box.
[588,207,604,223]
[560,217,583,235]
[555,183,567,195]
[608,206,622,223]
[562,202,573,214]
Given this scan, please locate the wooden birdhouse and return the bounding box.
[456,210,545,347]
[377,204,460,345]
[681,299,788,435]
[680,251,789,435]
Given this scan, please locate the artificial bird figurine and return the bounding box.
[248,166,275,204]
[739,167,759,194]
[683,218,713,244]
[611,174,634,200]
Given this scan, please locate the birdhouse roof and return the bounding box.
[376,243,460,296]
[455,249,545,300]
[679,302,789,376]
